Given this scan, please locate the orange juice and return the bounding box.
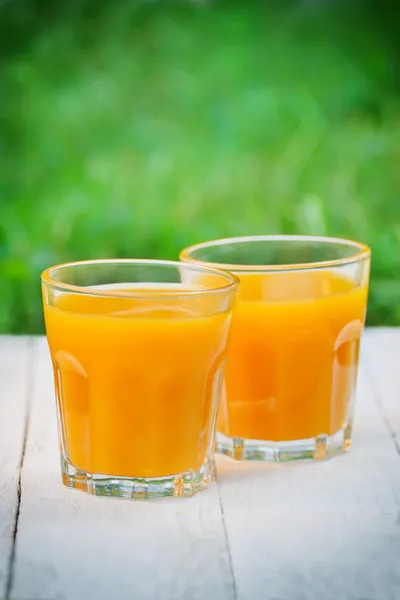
[44,286,232,478]
[218,271,368,442]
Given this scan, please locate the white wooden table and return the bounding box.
[0,331,399,600]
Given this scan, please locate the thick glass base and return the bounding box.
[61,456,213,499]
[216,422,353,462]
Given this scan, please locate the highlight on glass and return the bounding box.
[42,259,239,498]
[180,236,371,462]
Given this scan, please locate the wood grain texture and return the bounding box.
[11,339,235,600]
[215,338,400,600]
[0,337,31,598]
[363,328,400,453]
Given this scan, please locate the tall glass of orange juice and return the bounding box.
[180,236,371,462]
[42,259,238,498]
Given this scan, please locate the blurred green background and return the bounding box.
[1,0,399,333]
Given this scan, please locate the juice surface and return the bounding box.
[218,271,368,441]
[44,285,231,478]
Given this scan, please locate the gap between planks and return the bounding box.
[362,329,400,458]
[216,470,238,600]
[4,338,37,600]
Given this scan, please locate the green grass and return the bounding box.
[1,0,400,333]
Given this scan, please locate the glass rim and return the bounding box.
[41,258,240,298]
[180,235,371,272]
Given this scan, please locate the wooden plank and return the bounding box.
[11,339,235,600]
[363,328,400,452]
[216,338,400,600]
[0,337,31,598]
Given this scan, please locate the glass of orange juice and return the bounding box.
[180,236,371,462]
[42,259,239,498]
